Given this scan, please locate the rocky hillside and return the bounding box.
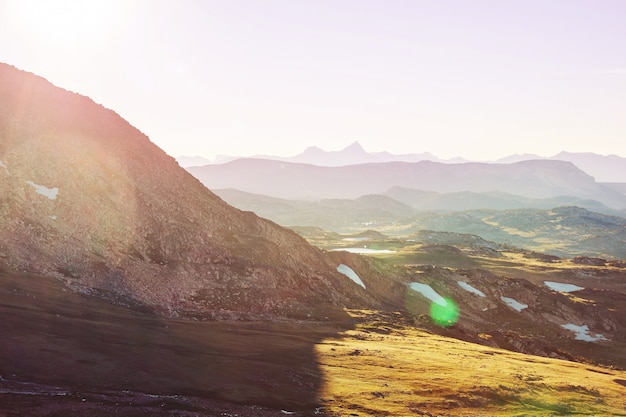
[0,63,404,319]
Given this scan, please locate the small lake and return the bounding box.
[333,248,396,254]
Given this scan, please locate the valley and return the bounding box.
[216,189,626,259]
[295,228,626,369]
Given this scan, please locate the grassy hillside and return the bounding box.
[318,310,626,417]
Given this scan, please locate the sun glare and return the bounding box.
[6,0,130,51]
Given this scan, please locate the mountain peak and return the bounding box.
[342,141,367,154]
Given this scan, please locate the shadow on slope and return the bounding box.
[0,270,351,416]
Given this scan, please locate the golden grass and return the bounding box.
[315,310,626,416]
[480,217,537,238]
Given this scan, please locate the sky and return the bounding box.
[1,0,625,161]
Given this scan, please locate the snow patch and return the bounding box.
[544,281,584,293]
[0,160,8,175]
[500,296,527,312]
[337,264,366,289]
[457,281,486,297]
[342,237,370,242]
[49,215,57,221]
[561,324,608,342]
[26,181,59,200]
[409,283,447,306]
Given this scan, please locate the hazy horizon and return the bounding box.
[175,140,626,163]
[2,0,625,160]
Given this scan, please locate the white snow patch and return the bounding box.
[544,281,584,293]
[500,296,528,312]
[561,324,608,342]
[457,281,486,297]
[0,160,8,175]
[409,283,447,306]
[49,215,57,221]
[342,237,370,242]
[26,181,59,200]
[337,264,366,289]
[333,247,395,254]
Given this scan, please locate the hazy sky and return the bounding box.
[1,0,625,160]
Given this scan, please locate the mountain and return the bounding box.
[288,141,457,166]
[0,62,423,415]
[175,154,213,167]
[178,141,465,168]
[498,151,626,183]
[284,146,626,182]
[214,189,417,232]
[187,158,626,209]
[383,186,619,214]
[181,146,626,185]
[0,62,403,320]
[550,151,626,183]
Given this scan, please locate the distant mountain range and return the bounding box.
[178,141,626,183]
[187,158,626,210]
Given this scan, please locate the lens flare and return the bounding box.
[429,297,459,327]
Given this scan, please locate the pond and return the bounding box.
[332,248,396,254]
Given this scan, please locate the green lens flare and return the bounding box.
[430,298,459,327]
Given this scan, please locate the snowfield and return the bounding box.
[336,264,366,289]
[561,323,608,342]
[409,282,447,306]
[544,281,584,293]
[26,181,59,200]
[457,281,486,297]
[500,296,528,312]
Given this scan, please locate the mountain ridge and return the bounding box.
[187,157,626,209]
[178,142,626,183]
[0,62,399,319]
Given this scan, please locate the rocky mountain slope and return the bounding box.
[0,63,404,319]
[187,157,626,209]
